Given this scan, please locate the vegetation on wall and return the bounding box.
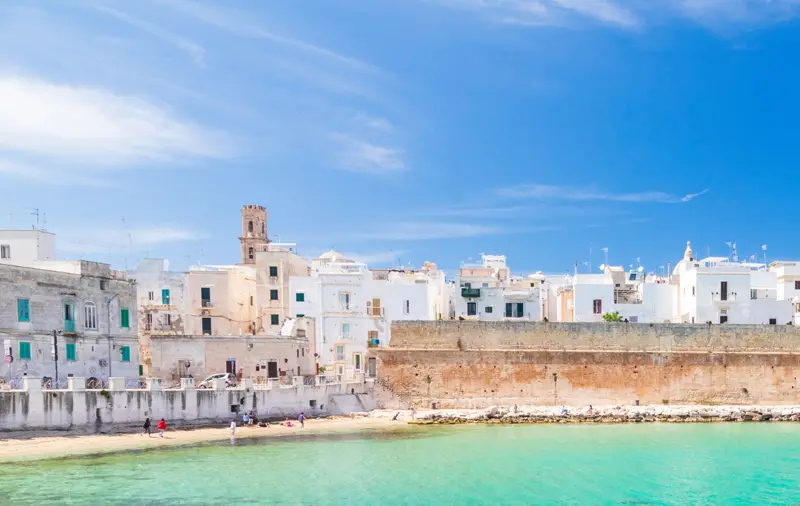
[602,311,624,322]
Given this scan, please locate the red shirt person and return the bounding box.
[157,419,167,437]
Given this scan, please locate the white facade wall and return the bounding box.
[0,230,56,267]
[290,253,443,376]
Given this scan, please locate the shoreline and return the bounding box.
[5,405,800,462]
[0,415,408,463]
[406,405,800,424]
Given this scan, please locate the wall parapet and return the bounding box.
[389,321,800,353]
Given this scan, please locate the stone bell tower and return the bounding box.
[240,205,269,264]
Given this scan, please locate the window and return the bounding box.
[19,341,31,360]
[120,308,130,328]
[368,330,379,344]
[269,266,278,277]
[692,286,695,296]
[248,247,254,260]
[796,281,800,290]
[270,289,279,301]
[796,303,800,313]
[505,302,524,318]
[485,306,493,314]
[248,221,253,233]
[99,280,107,291]
[271,314,279,325]
[482,282,489,288]
[164,314,172,326]
[403,300,410,315]
[121,346,131,362]
[629,273,636,281]
[17,299,30,322]
[335,345,345,361]
[367,298,381,316]
[161,289,170,305]
[84,302,98,330]
[297,329,306,338]
[629,316,639,323]
[467,302,477,316]
[720,315,728,324]
[720,281,728,301]
[296,314,305,318]
[751,289,758,300]
[297,349,300,358]
[0,244,10,259]
[339,292,351,310]
[342,323,350,339]
[592,299,602,314]
[201,287,211,306]
[65,303,74,321]
[354,353,362,371]
[769,318,778,325]
[146,313,153,327]
[148,291,154,301]
[296,292,305,302]
[463,282,471,289]
[66,343,76,361]
[202,317,212,335]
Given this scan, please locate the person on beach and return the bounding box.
[392,412,400,421]
[298,412,305,428]
[243,412,250,426]
[587,405,594,415]
[157,418,167,438]
[142,418,151,437]
[230,420,237,436]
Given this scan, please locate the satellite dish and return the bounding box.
[637,266,644,272]
[599,264,606,271]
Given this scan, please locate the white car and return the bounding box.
[197,373,236,389]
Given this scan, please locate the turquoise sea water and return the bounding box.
[3,424,800,505]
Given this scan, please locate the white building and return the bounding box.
[673,242,793,325]
[0,229,56,267]
[290,251,447,377]
[454,255,542,321]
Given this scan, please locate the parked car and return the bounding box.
[197,373,236,389]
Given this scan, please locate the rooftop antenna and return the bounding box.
[28,208,40,230]
[732,242,738,262]
[588,243,592,273]
[725,241,733,262]
[601,247,609,268]
[762,244,768,265]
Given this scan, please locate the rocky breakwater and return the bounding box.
[403,405,800,424]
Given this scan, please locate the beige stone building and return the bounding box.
[149,317,316,382]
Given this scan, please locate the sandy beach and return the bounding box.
[0,415,408,463]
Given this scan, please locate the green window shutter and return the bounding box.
[517,303,524,317]
[66,343,76,361]
[19,342,31,360]
[505,303,513,317]
[270,290,279,301]
[271,314,279,325]
[201,287,211,300]
[296,314,305,318]
[121,346,131,362]
[161,289,170,305]
[17,299,30,322]
[296,292,305,302]
[138,365,144,376]
[120,309,130,328]
[269,266,278,277]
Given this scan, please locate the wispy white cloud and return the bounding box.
[434,0,639,29]
[498,184,709,203]
[343,250,408,266]
[365,221,545,241]
[0,74,229,181]
[93,4,206,67]
[58,226,208,255]
[332,134,406,175]
[153,0,378,72]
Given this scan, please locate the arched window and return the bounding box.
[248,221,253,233]
[248,247,254,260]
[261,223,265,235]
[85,302,97,330]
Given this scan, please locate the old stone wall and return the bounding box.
[376,322,800,408]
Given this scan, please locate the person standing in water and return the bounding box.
[157,418,167,438]
[142,418,151,437]
[298,412,305,428]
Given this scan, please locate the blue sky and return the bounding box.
[1,0,799,275]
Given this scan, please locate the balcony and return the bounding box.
[366,307,384,317]
[712,293,738,302]
[201,300,214,308]
[461,288,481,298]
[64,320,76,333]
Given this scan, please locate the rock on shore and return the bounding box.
[372,405,800,424]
